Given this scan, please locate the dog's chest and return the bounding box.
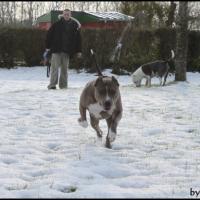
[88,103,114,119]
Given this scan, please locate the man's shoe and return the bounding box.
[49,86,56,90]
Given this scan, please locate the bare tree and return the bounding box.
[28,1,33,27]
[112,1,121,12]
[20,1,25,27]
[12,1,16,26]
[94,2,101,12]
[55,2,60,10]
[47,2,57,11]
[166,1,177,27]
[69,2,76,11]
[73,2,85,11]
[85,2,90,11]
[0,2,6,25]
[6,2,12,26]
[187,2,200,30]
[175,1,188,81]
[33,2,39,26]
[0,1,139,27]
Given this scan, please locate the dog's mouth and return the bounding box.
[104,107,111,111]
[100,102,112,111]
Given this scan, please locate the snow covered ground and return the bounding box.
[0,66,200,198]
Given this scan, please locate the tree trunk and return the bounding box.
[175,1,188,81]
[166,1,177,27]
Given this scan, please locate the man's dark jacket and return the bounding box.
[45,16,82,61]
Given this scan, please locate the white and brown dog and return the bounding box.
[131,50,174,87]
[78,76,123,148]
[77,50,122,148]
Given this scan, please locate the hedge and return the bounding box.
[0,26,200,73]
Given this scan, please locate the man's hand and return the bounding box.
[46,49,51,51]
[77,53,82,58]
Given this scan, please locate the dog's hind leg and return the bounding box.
[147,76,151,87]
[162,68,169,86]
[145,78,148,86]
[90,114,103,138]
[159,77,162,86]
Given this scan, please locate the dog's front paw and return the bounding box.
[108,128,116,142]
[78,118,88,128]
[105,137,111,149]
[97,130,103,138]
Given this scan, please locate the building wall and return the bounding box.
[39,22,51,30]
[38,21,128,30]
[37,13,51,23]
[102,21,127,29]
[80,22,128,29]
[37,11,131,30]
[81,22,99,28]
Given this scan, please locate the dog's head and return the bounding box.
[93,76,120,111]
[131,74,142,87]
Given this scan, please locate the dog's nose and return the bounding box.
[104,100,111,109]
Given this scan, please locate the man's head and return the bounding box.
[63,9,71,21]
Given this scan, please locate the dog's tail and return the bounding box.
[91,49,103,77]
[164,50,175,63]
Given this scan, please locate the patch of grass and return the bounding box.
[175,116,182,119]
[50,180,54,189]
[68,186,77,193]
[166,81,175,86]
[121,81,173,88]
[121,84,135,88]
[87,175,94,180]
[60,186,77,193]
[23,183,28,189]
[150,82,172,87]
[150,84,160,87]
[111,68,131,75]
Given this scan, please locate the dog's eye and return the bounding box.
[99,90,103,94]
[111,90,116,94]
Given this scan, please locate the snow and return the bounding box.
[0,66,200,198]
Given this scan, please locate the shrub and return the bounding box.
[0,26,200,73]
[18,27,46,67]
[0,26,20,68]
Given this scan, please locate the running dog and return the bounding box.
[77,50,122,149]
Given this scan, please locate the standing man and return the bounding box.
[45,9,82,90]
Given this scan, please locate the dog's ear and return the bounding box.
[94,76,103,87]
[112,76,119,86]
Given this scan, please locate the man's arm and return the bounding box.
[45,25,54,50]
[75,30,82,54]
